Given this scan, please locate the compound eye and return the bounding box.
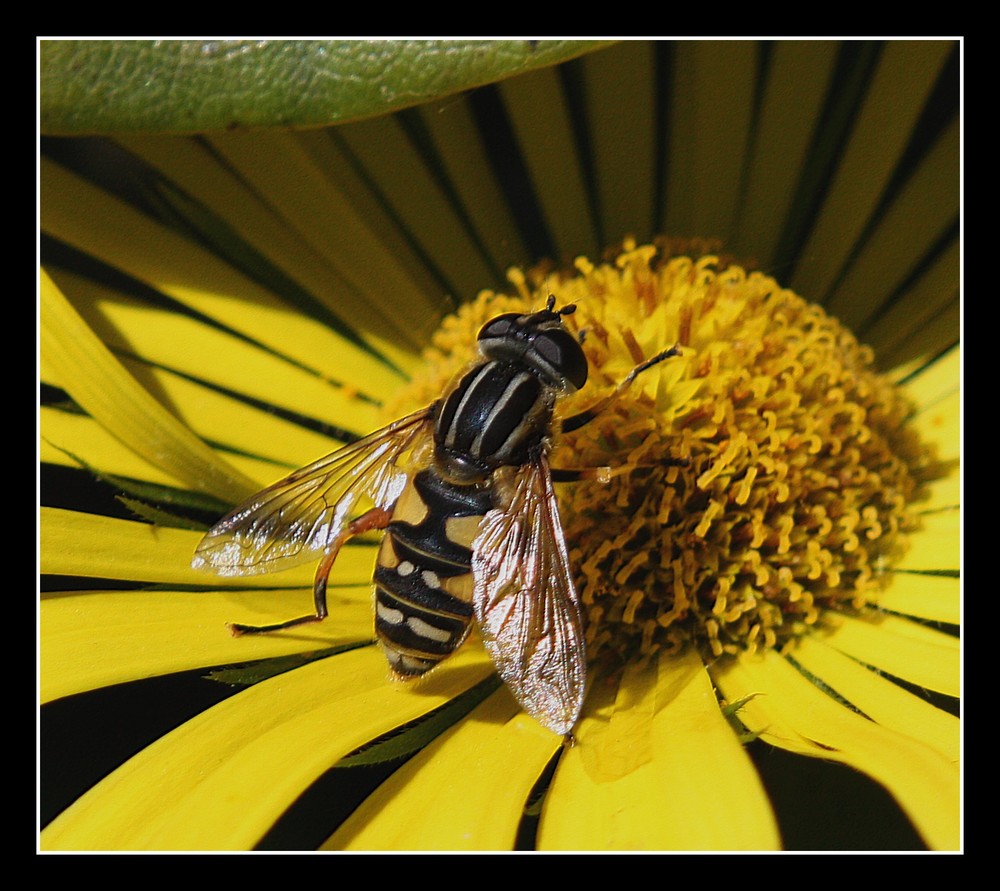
[478,314,521,341]
[533,329,588,390]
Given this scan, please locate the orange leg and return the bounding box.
[229,506,394,636]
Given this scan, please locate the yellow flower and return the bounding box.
[40,40,960,851]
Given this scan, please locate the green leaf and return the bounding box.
[336,674,502,767]
[114,497,205,530]
[721,692,763,743]
[40,39,614,135]
[45,438,234,524]
[204,643,374,687]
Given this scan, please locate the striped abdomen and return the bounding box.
[374,468,494,676]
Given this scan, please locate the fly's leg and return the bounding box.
[559,344,681,435]
[229,506,394,636]
[553,344,687,481]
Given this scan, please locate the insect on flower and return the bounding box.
[193,297,679,736]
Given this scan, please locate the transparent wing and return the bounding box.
[193,406,435,576]
[472,453,587,735]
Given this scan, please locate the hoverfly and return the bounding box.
[193,297,679,735]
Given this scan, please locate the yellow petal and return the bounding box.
[40,158,405,400]
[915,468,960,513]
[877,571,960,624]
[41,586,373,702]
[880,300,959,379]
[911,390,960,468]
[661,42,757,248]
[497,65,600,257]
[41,404,287,488]
[40,270,258,503]
[310,119,499,304]
[792,635,958,762]
[325,689,560,851]
[729,41,839,265]
[415,95,531,272]
[790,41,953,304]
[899,344,960,409]
[41,406,190,488]
[46,268,383,446]
[110,355,346,478]
[538,649,779,850]
[868,241,959,365]
[713,650,959,850]
[115,132,430,371]
[894,509,960,571]
[39,507,372,586]
[824,612,959,696]
[41,646,494,851]
[825,117,958,331]
[898,344,960,510]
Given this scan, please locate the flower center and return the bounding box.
[386,241,924,667]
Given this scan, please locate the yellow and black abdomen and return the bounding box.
[374,468,494,677]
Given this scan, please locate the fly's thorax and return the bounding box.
[433,358,558,479]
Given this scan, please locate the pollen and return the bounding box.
[386,239,931,666]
